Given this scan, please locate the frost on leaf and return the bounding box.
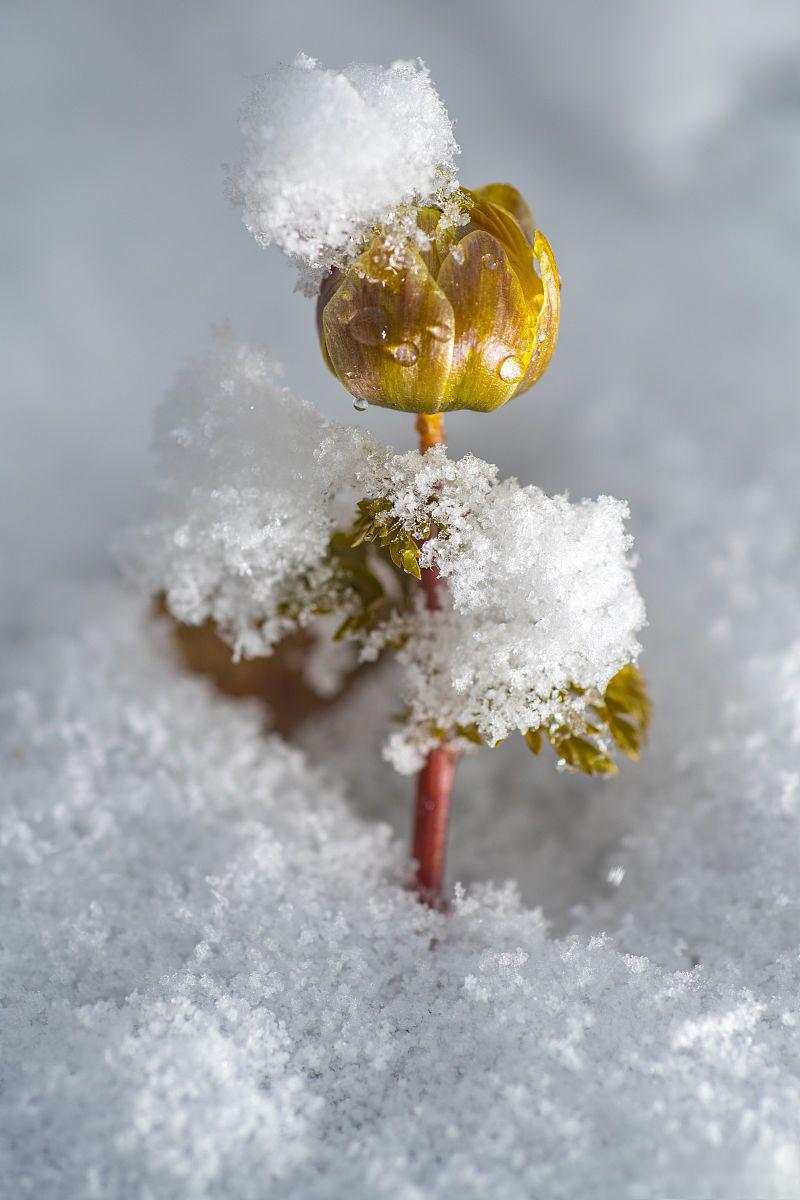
[229,53,461,293]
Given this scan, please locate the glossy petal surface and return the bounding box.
[316,268,340,375]
[466,193,543,317]
[513,230,560,395]
[415,206,461,280]
[472,183,537,247]
[437,230,535,412]
[322,243,455,413]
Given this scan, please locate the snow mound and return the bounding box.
[2,590,800,1199]
[229,53,460,292]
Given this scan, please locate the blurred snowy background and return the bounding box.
[4,2,800,1196]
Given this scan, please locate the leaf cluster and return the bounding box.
[350,496,431,580]
[524,664,652,776]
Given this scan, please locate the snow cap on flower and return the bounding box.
[230,53,459,293]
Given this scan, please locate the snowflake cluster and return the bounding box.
[122,327,382,659]
[229,53,461,293]
[358,447,645,770]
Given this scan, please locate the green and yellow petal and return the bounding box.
[436,230,536,412]
[322,241,455,413]
[464,191,543,316]
[471,182,537,248]
[512,230,560,395]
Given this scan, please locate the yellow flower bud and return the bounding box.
[316,185,560,414]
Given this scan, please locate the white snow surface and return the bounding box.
[230,53,459,292]
[3,578,800,1199]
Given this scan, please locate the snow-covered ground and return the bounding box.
[3,2,800,1196]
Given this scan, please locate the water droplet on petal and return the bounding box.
[451,244,465,266]
[481,252,498,270]
[353,397,369,412]
[498,355,523,383]
[348,307,389,346]
[390,341,419,366]
[426,323,451,342]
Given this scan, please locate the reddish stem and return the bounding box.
[413,739,458,907]
[411,414,459,907]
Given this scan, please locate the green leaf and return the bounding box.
[605,664,651,728]
[601,665,651,760]
[455,723,484,745]
[524,727,543,755]
[400,545,422,579]
[606,713,640,758]
[549,732,618,776]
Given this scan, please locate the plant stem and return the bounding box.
[412,413,458,908]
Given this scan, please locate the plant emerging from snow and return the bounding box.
[132,53,650,905]
[128,329,648,811]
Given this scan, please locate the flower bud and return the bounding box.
[316,185,560,414]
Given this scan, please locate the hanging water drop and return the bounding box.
[353,397,369,412]
[498,355,523,383]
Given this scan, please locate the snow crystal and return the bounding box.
[122,327,381,659]
[229,54,460,292]
[3,588,800,1200]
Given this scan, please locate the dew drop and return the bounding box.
[348,307,389,346]
[481,252,498,270]
[390,341,419,366]
[451,244,465,266]
[498,355,523,383]
[353,397,369,412]
[426,323,451,342]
